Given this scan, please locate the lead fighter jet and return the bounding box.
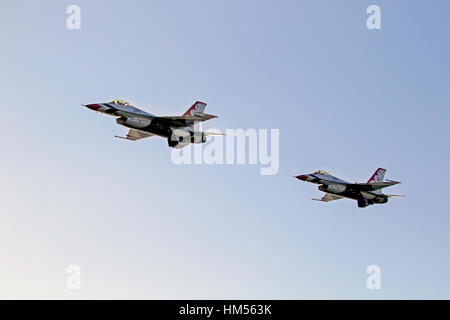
[84,99,223,148]
[295,168,404,208]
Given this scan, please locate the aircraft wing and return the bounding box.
[115,129,154,141]
[158,113,217,127]
[350,180,401,191]
[312,193,344,202]
[113,109,217,127]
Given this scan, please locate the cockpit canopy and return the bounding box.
[109,99,131,106]
[313,170,329,175]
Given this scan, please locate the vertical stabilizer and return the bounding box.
[367,168,386,183]
[183,101,207,116]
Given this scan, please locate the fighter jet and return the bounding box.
[84,99,223,148]
[295,168,404,208]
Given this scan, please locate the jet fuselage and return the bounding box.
[295,169,399,208]
[84,100,213,148]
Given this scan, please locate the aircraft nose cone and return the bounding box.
[85,104,101,111]
[296,175,308,181]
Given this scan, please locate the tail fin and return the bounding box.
[367,168,387,194]
[367,168,386,183]
[183,101,207,116]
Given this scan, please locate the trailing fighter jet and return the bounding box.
[295,168,404,208]
[83,99,223,148]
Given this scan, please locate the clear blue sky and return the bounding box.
[0,0,449,299]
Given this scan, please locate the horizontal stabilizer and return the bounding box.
[194,112,217,119]
[351,180,401,191]
[164,114,217,121]
[369,181,401,187]
[202,132,226,136]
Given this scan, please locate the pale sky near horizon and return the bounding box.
[0,0,449,299]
